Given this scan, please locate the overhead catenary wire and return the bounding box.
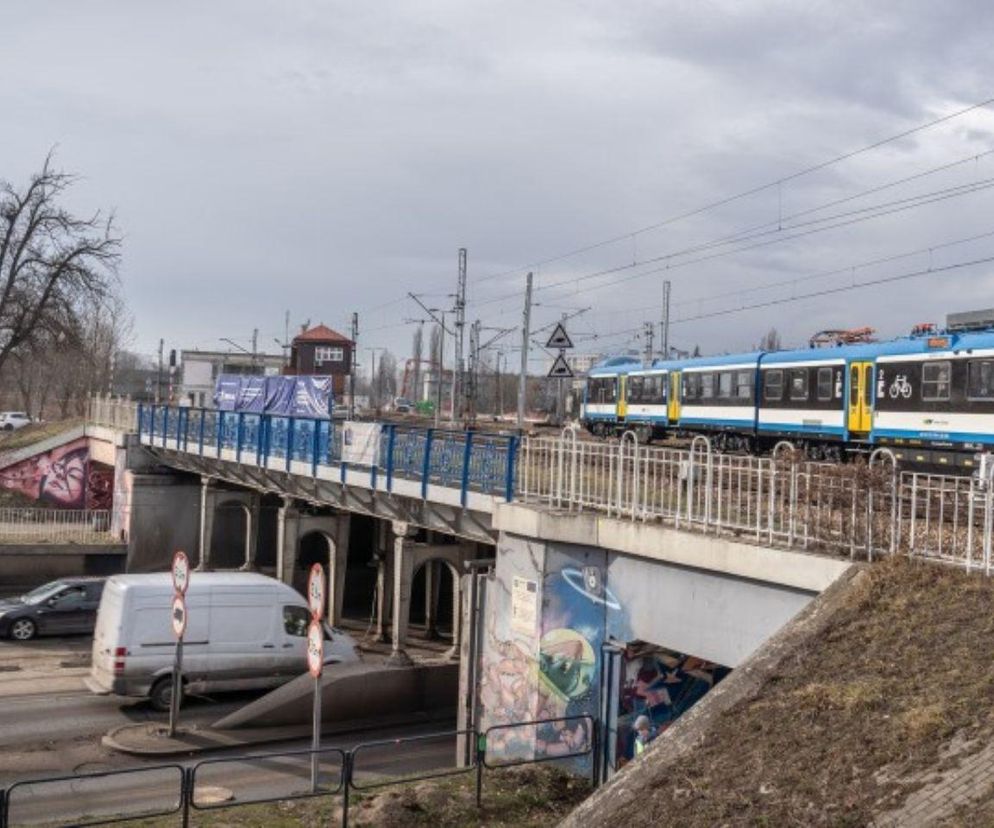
[468,173,994,312]
[466,95,994,286]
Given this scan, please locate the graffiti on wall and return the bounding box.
[0,438,114,509]
[617,641,730,763]
[480,543,732,769]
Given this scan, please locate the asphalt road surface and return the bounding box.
[5,722,459,827]
[0,635,460,826]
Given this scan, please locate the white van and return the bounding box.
[86,572,359,710]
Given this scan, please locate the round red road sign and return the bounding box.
[307,618,324,678]
[172,550,190,595]
[171,594,187,639]
[307,563,325,620]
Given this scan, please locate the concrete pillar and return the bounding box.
[388,523,414,666]
[280,504,301,585]
[446,562,463,661]
[327,515,350,627]
[197,478,216,571]
[424,560,443,640]
[275,498,288,583]
[374,520,393,642]
[240,495,261,571]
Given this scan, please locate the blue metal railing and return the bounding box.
[137,404,518,503]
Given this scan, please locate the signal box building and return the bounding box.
[286,324,354,395]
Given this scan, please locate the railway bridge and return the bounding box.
[74,397,993,770]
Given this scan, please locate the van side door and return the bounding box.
[275,605,309,678]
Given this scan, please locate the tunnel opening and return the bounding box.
[210,501,249,569]
[341,513,378,622]
[409,559,456,637]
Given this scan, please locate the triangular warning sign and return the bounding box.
[545,323,573,349]
[548,354,574,378]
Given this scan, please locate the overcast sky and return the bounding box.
[4,1,994,370]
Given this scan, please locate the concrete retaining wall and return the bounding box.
[214,662,459,729]
[0,543,127,588]
[126,473,201,572]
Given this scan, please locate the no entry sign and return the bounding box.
[308,563,325,620]
[307,619,324,678]
[172,551,190,595]
[171,594,187,639]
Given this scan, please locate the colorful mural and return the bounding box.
[617,641,730,764]
[0,438,114,509]
[479,541,731,771]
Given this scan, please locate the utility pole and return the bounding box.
[661,280,671,360]
[517,272,533,430]
[436,313,446,428]
[495,351,503,418]
[643,321,655,366]
[453,248,467,423]
[349,312,359,419]
[251,328,258,369]
[156,338,164,405]
[466,319,481,423]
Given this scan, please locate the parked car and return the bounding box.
[0,411,32,431]
[0,578,107,640]
[85,572,360,710]
[392,397,414,413]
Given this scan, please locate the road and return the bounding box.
[0,635,460,826]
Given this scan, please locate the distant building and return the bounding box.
[179,349,284,408]
[286,324,354,396]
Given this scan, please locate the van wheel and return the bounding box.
[149,676,182,712]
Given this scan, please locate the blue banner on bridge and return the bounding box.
[213,375,333,418]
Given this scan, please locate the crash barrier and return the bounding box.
[0,716,597,827]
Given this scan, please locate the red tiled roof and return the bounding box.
[292,324,353,344]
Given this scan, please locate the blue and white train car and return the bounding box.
[676,353,760,449]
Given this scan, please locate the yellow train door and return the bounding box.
[617,376,628,420]
[668,372,681,423]
[847,361,873,435]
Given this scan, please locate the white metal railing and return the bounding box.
[0,508,119,544]
[517,432,994,573]
[87,395,138,432]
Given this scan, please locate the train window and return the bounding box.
[922,361,951,401]
[789,368,808,401]
[683,373,699,400]
[627,376,643,402]
[736,370,753,400]
[645,375,666,404]
[764,369,783,401]
[718,372,732,399]
[968,360,994,400]
[816,367,833,401]
[700,373,714,399]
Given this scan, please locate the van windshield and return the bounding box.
[21,581,65,605]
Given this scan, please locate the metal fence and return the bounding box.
[135,404,518,502]
[86,396,138,432]
[0,508,117,544]
[0,717,595,828]
[518,428,994,573]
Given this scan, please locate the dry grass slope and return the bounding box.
[599,557,994,827]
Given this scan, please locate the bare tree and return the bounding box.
[376,350,398,404]
[758,327,782,352]
[0,154,121,378]
[411,323,423,401]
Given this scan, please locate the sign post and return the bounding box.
[168,551,190,738]
[307,563,325,792]
[546,323,575,424]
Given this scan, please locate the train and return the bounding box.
[580,323,994,471]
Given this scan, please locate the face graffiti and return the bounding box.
[0,439,113,508]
